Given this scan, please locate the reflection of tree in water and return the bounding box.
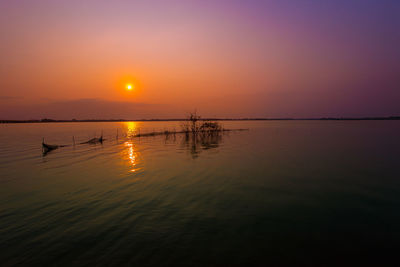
[168,131,224,159]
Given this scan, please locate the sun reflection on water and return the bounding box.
[120,122,141,173]
[124,141,139,172]
[125,121,137,137]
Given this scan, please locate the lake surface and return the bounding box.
[0,121,399,266]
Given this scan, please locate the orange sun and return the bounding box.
[126,84,133,91]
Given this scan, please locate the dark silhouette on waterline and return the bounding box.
[40,113,248,156]
[2,116,400,124]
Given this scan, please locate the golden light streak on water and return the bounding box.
[124,141,138,172]
[124,121,137,138]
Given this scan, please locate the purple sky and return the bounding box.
[0,0,399,119]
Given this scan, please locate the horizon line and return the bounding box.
[1,116,400,124]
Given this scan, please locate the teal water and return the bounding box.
[0,121,399,266]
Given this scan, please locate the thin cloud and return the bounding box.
[0,96,24,100]
[0,98,181,120]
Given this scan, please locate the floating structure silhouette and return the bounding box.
[42,138,68,154]
[80,134,104,144]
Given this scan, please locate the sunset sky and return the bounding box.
[1,0,399,119]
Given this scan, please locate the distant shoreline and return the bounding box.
[1,117,399,124]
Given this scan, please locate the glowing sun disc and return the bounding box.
[126,84,133,91]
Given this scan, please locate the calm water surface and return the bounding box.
[0,121,399,266]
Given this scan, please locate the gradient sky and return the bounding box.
[1,0,399,119]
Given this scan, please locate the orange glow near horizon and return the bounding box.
[1,1,397,120]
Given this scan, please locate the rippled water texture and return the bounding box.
[0,121,399,266]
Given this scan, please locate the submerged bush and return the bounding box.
[181,112,222,134]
